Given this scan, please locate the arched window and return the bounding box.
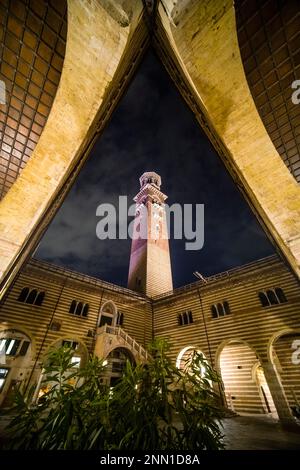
[69,300,77,314]
[178,314,183,325]
[188,311,193,323]
[217,303,224,316]
[258,292,269,307]
[82,304,89,317]
[26,289,38,304]
[183,312,188,325]
[275,288,287,304]
[267,290,278,305]
[211,305,218,318]
[75,302,83,315]
[35,291,45,306]
[223,301,230,315]
[18,287,29,302]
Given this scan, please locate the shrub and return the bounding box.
[3,338,224,450]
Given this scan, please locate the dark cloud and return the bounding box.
[36,50,274,287]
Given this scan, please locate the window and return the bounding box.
[258,292,269,307]
[116,312,124,326]
[211,301,231,319]
[26,289,38,304]
[71,356,81,368]
[211,305,218,319]
[178,310,193,326]
[258,288,288,307]
[217,303,224,316]
[18,287,29,302]
[0,338,21,356]
[267,290,277,305]
[275,288,287,303]
[0,368,9,392]
[69,300,89,317]
[17,287,45,306]
[99,315,112,327]
[62,340,78,350]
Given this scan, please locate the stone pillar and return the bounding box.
[262,361,296,426]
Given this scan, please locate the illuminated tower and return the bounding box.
[128,172,173,297]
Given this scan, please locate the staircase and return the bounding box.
[96,324,149,362]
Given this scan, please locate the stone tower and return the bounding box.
[128,172,173,297]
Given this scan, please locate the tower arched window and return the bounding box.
[188,311,193,323]
[275,288,287,303]
[178,314,183,325]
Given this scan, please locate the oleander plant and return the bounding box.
[1,338,224,450]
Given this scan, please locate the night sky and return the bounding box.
[35,50,274,288]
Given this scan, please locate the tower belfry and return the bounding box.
[128,172,173,297]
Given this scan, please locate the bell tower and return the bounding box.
[128,172,173,297]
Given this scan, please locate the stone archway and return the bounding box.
[104,346,136,387]
[176,345,207,376]
[269,330,300,419]
[0,328,33,407]
[218,339,268,415]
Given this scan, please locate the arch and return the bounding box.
[268,329,300,418]
[0,323,36,358]
[252,362,277,416]
[215,338,263,372]
[176,345,207,375]
[104,346,136,387]
[42,335,89,367]
[99,301,118,327]
[0,327,34,407]
[158,1,300,279]
[267,328,300,364]
[218,339,267,415]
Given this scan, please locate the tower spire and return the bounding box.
[128,172,173,297]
